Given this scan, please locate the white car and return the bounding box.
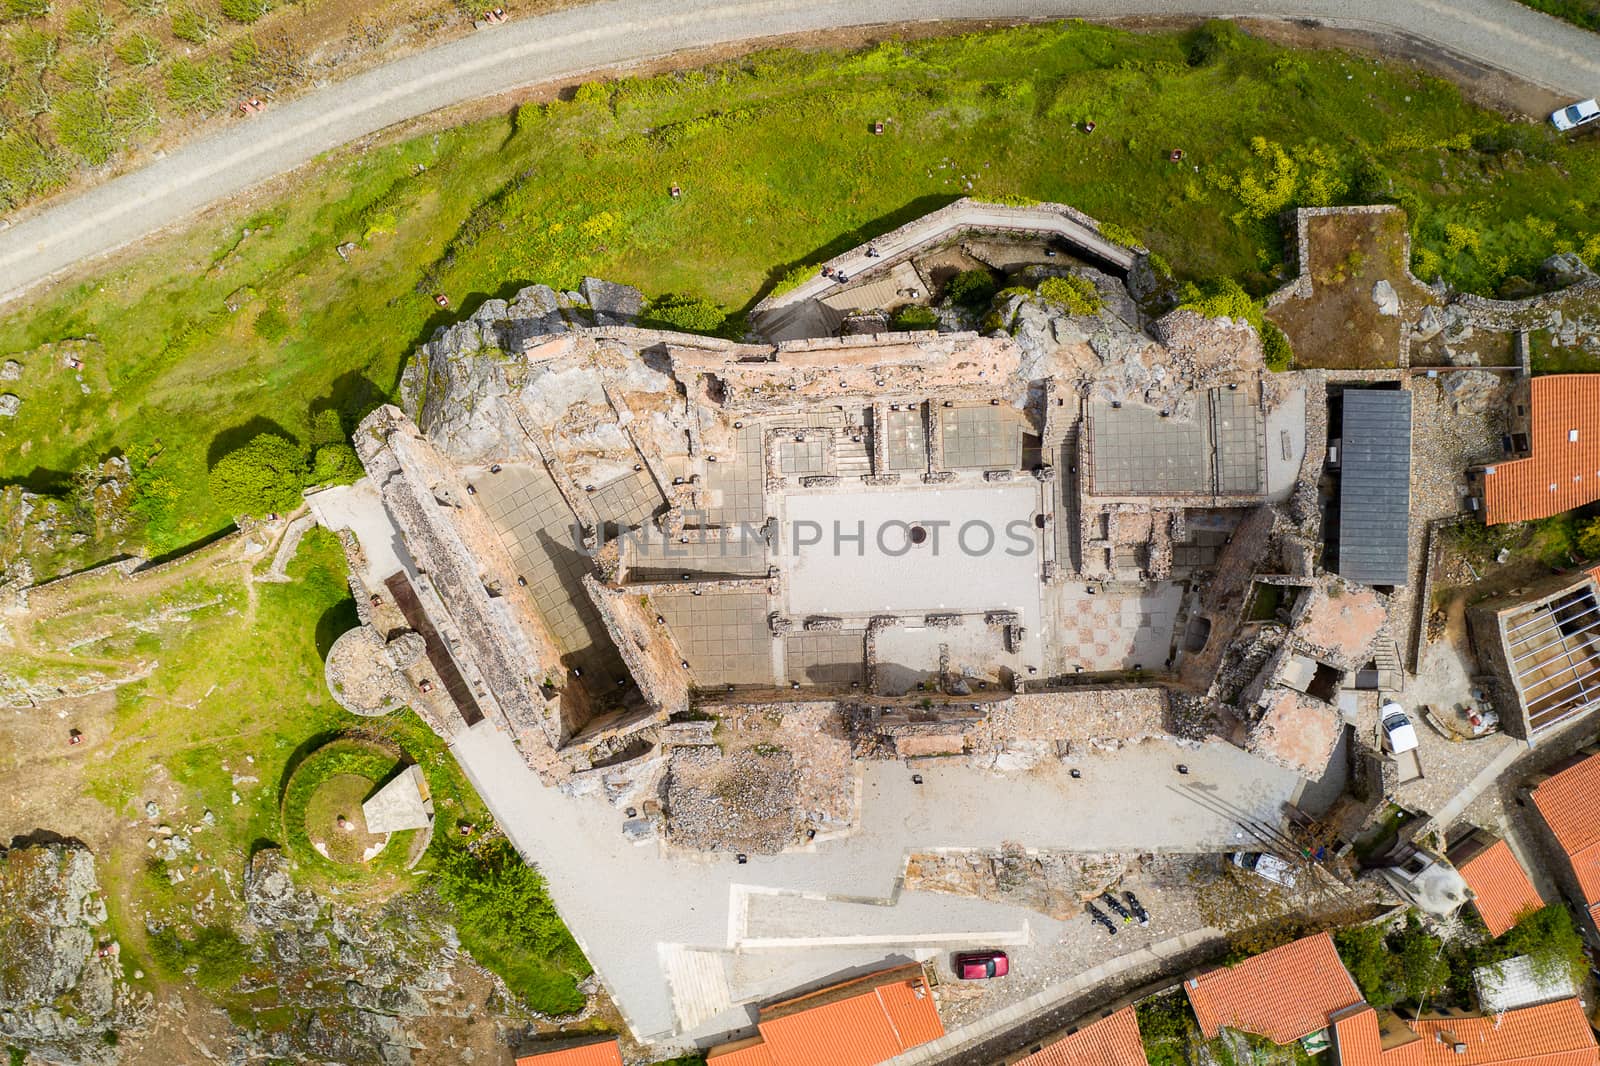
[1551,98,1600,131]
[1381,702,1419,754]
[1232,852,1297,889]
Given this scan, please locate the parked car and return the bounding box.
[1231,851,1297,889]
[955,950,1009,980]
[1381,702,1419,753]
[1551,98,1600,131]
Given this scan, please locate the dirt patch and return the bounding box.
[305,773,391,864]
[1267,210,1435,369]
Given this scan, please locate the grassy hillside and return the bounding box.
[2,20,1599,568]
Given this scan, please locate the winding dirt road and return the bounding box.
[1,0,1597,306]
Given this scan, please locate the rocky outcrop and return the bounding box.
[244,847,320,930]
[0,841,151,1064]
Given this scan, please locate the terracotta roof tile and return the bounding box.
[1532,752,1600,904]
[1457,839,1544,937]
[709,966,944,1066]
[1016,1006,1151,1066]
[1482,376,1600,525]
[1331,999,1597,1066]
[514,1038,624,1066]
[1185,932,1363,1043]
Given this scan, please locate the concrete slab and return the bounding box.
[779,485,1042,621]
[306,479,417,586]
[1265,387,1308,502]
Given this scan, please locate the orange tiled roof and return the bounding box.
[1532,751,1600,904]
[1456,839,1544,937]
[1331,999,1598,1066]
[1185,932,1363,1044]
[514,1037,624,1066]
[1016,1006,1151,1066]
[709,966,945,1066]
[1482,376,1600,525]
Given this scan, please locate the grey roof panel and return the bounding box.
[1338,390,1413,586]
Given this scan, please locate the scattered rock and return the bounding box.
[0,393,19,417]
[1372,279,1399,316]
[1413,305,1443,341]
[1538,252,1596,289]
[0,359,20,381]
[579,277,645,325]
[244,847,320,930]
[337,242,358,262]
[1442,370,1506,415]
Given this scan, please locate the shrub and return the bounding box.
[165,56,228,111]
[3,0,50,17]
[1177,277,1263,329]
[1262,320,1293,371]
[434,837,590,1013]
[252,303,288,341]
[0,128,68,208]
[944,268,997,309]
[10,26,58,70]
[207,432,307,515]
[62,2,111,44]
[1498,903,1589,983]
[308,407,345,446]
[644,293,726,335]
[218,0,266,21]
[1038,274,1103,315]
[768,261,820,298]
[108,83,157,138]
[1184,19,1243,66]
[114,30,163,68]
[1098,221,1140,248]
[169,1,217,42]
[59,52,110,90]
[149,924,253,990]
[311,443,363,485]
[1579,517,1600,560]
[122,0,165,14]
[1335,925,1395,1008]
[890,304,939,331]
[53,89,120,164]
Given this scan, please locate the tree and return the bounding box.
[1335,924,1395,1008]
[944,268,997,310]
[311,443,363,486]
[644,293,726,336]
[890,304,939,331]
[1498,904,1588,983]
[207,433,306,516]
[1578,516,1600,561]
[1393,913,1450,1006]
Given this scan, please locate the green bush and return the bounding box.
[252,303,289,341]
[890,304,939,331]
[1137,992,1199,1066]
[122,0,165,14]
[1262,320,1293,371]
[1497,903,1588,983]
[114,30,163,69]
[1579,517,1600,560]
[108,83,158,138]
[944,268,997,309]
[148,924,253,990]
[10,26,58,70]
[309,408,345,447]
[2,0,50,18]
[1335,924,1394,1008]
[644,293,726,335]
[1178,277,1264,329]
[53,88,120,165]
[62,2,110,44]
[768,261,820,298]
[219,0,267,23]
[1098,221,1141,248]
[311,443,363,485]
[435,837,590,1014]
[59,52,110,90]
[1037,274,1103,315]
[165,56,228,111]
[1184,20,1244,66]
[206,432,307,515]
[169,0,217,42]
[0,127,68,208]
[1511,0,1600,32]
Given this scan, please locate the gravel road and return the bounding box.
[1,0,1597,306]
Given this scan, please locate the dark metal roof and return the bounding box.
[1338,390,1412,586]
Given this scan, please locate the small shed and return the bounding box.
[362,765,434,834]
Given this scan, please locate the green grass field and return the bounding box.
[4,20,1600,569]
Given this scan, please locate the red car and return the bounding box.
[955,951,1009,980]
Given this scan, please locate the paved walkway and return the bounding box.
[2,0,1598,305]
[449,717,1299,1047]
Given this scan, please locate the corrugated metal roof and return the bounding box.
[1015,1006,1150,1066]
[1532,751,1600,904]
[1337,390,1412,587]
[514,1037,624,1066]
[1332,999,1597,1066]
[1185,932,1363,1044]
[1483,376,1600,525]
[1457,839,1544,937]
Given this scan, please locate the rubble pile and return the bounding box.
[905,844,1128,920]
[663,746,801,855]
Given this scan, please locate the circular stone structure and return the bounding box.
[325,624,407,717]
[280,735,414,876]
[304,773,390,865]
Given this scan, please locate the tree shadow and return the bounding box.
[0,465,74,495]
[316,596,360,660]
[307,370,387,445]
[206,416,301,468]
[8,828,88,850]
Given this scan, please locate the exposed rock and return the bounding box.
[579,277,645,325]
[244,847,320,930]
[1538,252,1597,289]
[1442,370,1506,415]
[1412,305,1443,341]
[0,360,20,381]
[0,393,19,417]
[0,841,151,1063]
[1372,279,1399,316]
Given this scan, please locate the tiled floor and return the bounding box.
[940,404,1022,470]
[628,526,769,581]
[784,632,866,687]
[592,469,665,534]
[777,435,829,476]
[882,406,928,473]
[1211,387,1265,495]
[1086,400,1210,495]
[473,463,626,689]
[655,588,776,687]
[703,423,765,527]
[1045,581,1184,673]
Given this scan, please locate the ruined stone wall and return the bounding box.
[584,575,691,719]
